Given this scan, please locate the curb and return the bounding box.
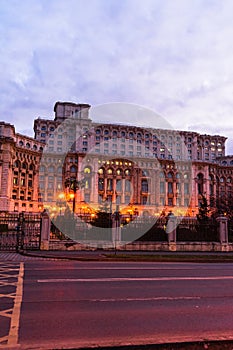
[19,250,233,263]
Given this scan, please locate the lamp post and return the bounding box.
[56,192,66,215]
[65,178,86,213]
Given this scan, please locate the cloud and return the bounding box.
[1,0,233,154]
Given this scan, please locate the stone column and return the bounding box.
[216,215,228,247]
[40,210,51,250]
[166,214,177,251]
[112,209,121,250]
[172,182,176,206]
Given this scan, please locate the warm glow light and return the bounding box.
[69,193,75,199]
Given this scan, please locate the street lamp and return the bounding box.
[56,192,66,215]
[64,178,86,213]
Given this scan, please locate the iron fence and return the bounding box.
[0,212,41,251]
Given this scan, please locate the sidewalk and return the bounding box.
[21,249,233,262]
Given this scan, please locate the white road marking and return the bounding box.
[37,275,233,283]
[88,296,201,302]
[7,262,24,346]
[33,266,205,270]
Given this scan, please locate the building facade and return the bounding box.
[0,101,232,217]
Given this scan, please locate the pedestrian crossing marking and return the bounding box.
[0,262,24,347]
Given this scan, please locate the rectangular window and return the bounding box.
[160,182,165,194]
[168,182,173,194]
[168,198,173,206]
[107,179,113,191]
[184,183,189,194]
[116,180,122,191]
[160,197,165,206]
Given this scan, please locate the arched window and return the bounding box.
[116,169,122,176]
[129,132,134,139]
[167,172,173,179]
[107,168,113,175]
[22,163,27,170]
[121,131,126,137]
[14,160,20,168]
[125,169,130,176]
[98,168,104,175]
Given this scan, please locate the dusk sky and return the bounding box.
[1,0,233,152]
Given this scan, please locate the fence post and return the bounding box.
[40,210,51,250]
[17,212,25,252]
[166,214,177,251]
[216,215,228,249]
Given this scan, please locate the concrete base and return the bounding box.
[40,241,49,250]
[47,240,233,252]
[169,243,177,251]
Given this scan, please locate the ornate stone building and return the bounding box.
[0,101,232,217]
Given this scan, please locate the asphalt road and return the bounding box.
[2,259,233,349]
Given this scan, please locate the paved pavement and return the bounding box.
[0,252,57,261]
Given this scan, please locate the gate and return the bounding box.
[0,212,41,251]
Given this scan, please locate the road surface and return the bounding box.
[1,256,233,348]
